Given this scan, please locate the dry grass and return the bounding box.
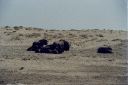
[10,36,21,40]
[25,33,41,38]
[79,34,88,38]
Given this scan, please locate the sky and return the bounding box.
[0,0,127,30]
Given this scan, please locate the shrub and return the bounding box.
[13,26,20,30]
[96,34,104,37]
[25,27,32,30]
[18,33,24,36]
[112,39,121,41]
[5,26,10,28]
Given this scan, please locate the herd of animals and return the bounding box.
[27,39,113,54]
[27,39,70,54]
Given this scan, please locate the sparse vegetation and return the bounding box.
[79,34,88,38]
[13,26,20,30]
[5,26,10,28]
[12,31,17,32]
[43,33,61,39]
[110,30,113,33]
[96,34,104,37]
[70,29,79,31]
[25,33,41,38]
[18,33,24,36]
[96,39,108,42]
[68,33,77,38]
[10,36,21,40]
[25,27,32,30]
[112,39,121,41]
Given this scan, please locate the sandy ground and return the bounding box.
[0,26,128,85]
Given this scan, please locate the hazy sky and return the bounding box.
[0,0,127,30]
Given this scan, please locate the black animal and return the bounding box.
[36,41,65,54]
[38,39,48,47]
[27,39,70,54]
[53,39,70,51]
[27,39,48,51]
[97,46,112,53]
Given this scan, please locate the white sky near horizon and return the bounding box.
[0,0,127,30]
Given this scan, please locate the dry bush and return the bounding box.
[12,31,16,33]
[49,29,56,31]
[68,33,77,38]
[96,34,104,37]
[25,27,32,30]
[5,26,10,28]
[19,26,23,29]
[112,39,121,41]
[13,26,20,30]
[70,29,79,31]
[94,29,99,30]
[35,28,43,31]
[79,34,88,38]
[18,33,24,36]
[25,33,41,38]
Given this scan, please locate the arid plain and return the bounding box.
[0,26,127,85]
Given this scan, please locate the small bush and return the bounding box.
[96,34,104,37]
[68,33,77,38]
[25,27,32,30]
[13,26,20,30]
[112,39,121,41]
[18,33,24,36]
[12,31,17,32]
[5,26,10,28]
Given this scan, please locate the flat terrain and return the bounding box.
[0,27,127,85]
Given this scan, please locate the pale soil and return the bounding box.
[0,27,127,85]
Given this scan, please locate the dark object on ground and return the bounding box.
[35,44,64,54]
[27,39,70,54]
[0,80,4,84]
[97,46,112,53]
[27,39,48,51]
[53,39,70,51]
[19,67,24,70]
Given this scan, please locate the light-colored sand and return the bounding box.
[0,26,127,85]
